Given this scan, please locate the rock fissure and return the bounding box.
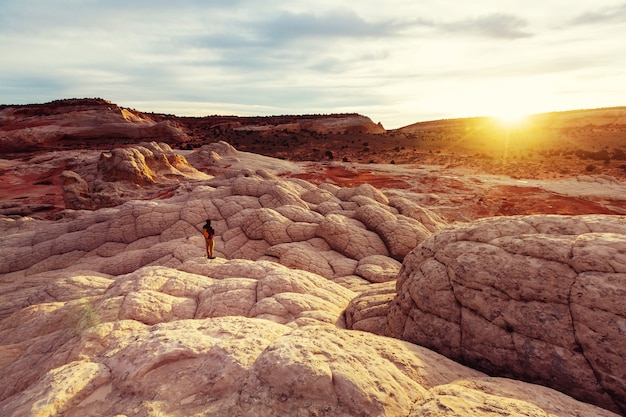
[446,263,465,351]
[567,272,622,414]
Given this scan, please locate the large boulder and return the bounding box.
[358,214,626,414]
[61,170,94,210]
[316,213,390,260]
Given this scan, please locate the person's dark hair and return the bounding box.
[205,219,211,226]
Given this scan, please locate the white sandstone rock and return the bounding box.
[369,214,626,413]
[1,147,620,416]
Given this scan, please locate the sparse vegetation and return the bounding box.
[4,101,625,181]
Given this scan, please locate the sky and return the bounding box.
[1,1,625,128]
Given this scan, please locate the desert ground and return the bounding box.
[0,99,625,416]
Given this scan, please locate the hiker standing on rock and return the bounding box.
[202,219,215,259]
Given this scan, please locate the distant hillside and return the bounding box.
[0,98,189,152]
[0,99,384,153]
[2,99,625,180]
[396,107,626,155]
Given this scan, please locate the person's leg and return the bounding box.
[205,238,210,258]
[208,238,215,258]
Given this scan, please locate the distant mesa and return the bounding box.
[0,98,384,153]
[397,106,626,134]
[0,98,189,152]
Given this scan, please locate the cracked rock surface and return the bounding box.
[347,214,626,414]
[1,143,624,416]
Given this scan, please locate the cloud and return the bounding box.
[440,13,533,39]
[261,10,400,41]
[571,3,626,25]
[185,9,404,77]
[0,73,69,104]
[192,9,403,50]
[0,0,248,36]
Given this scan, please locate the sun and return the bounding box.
[469,81,541,127]
[493,111,529,127]
[488,103,532,128]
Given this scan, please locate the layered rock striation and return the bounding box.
[0,99,189,152]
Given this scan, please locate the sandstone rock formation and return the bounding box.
[296,114,385,134]
[186,140,305,178]
[0,99,189,152]
[1,142,623,416]
[226,114,385,134]
[61,170,94,210]
[96,141,209,185]
[348,214,626,414]
[57,142,211,211]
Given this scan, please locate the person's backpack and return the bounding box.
[202,226,214,239]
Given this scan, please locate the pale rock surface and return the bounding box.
[346,281,397,334]
[388,195,448,233]
[266,240,359,280]
[347,214,626,414]
[196,277,258,318]
[186,140,306,177]
[355,203,434,260]
[0,145,622,416]
[332,274,375,293]
[1,360,111,417]
[96,141,209,185]
[300,187,337,205]
[61,170,94,210]
[336,182,389,204]
[240,208,294,245]
[355,254,402,283]
[316,213,390,259]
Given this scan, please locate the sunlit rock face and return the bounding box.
[0,163,443,282]
[57,142,211,211]
[296,114,385,134]
[348,214,626,414]
[96,142,208,185]
[226,114,385,135]
[0,141,623,416]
